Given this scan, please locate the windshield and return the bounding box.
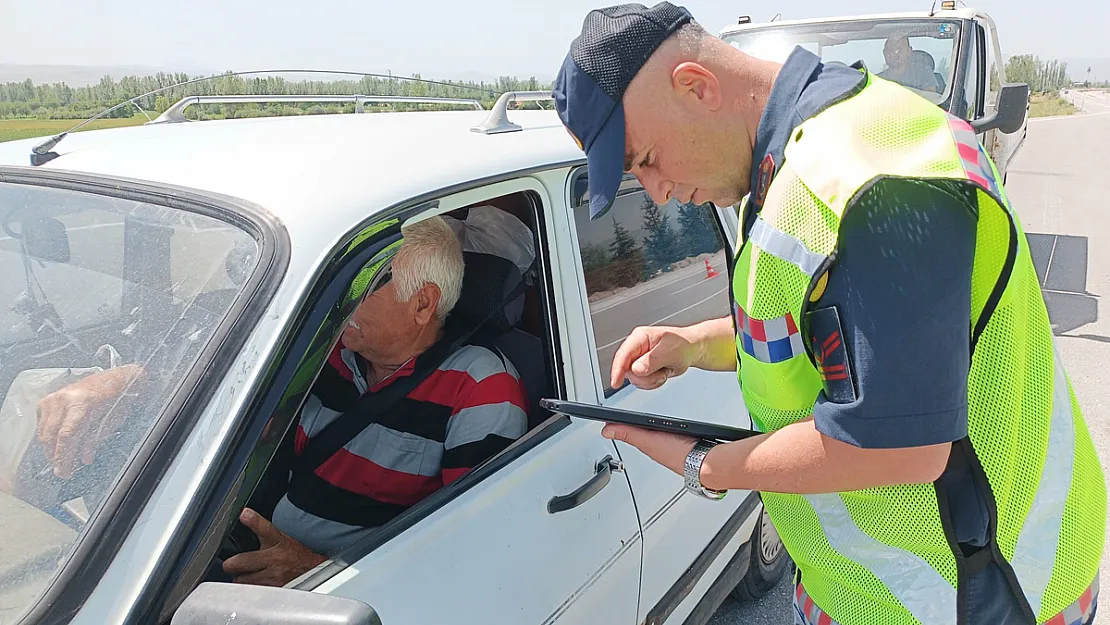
[0,181,258,624]
[721,18,962,105]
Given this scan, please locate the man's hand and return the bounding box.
[610,326,703,390]
[36,365,141,479]
[222,508,327,587]
[602,424,697,476]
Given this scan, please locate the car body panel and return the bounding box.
[0,104,768,625]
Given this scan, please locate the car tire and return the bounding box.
[731,504,789,602]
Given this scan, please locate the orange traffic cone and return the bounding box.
[704,258,720,279]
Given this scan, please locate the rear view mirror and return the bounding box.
[3,213,71,263]
[971,83,1030,135]
[23,215,70,263]
[171,582,382,625]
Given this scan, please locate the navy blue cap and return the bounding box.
[553,2,694,218]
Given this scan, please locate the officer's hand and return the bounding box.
[36,365,141,479]
[610,326,701,391]
[602,423,697,476]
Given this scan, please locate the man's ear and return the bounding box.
[412,283,442,326]
[672,62,722,111]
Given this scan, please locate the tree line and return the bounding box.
[0,71,553,120]
[1004,55,1072,93]
[582,197,722,294]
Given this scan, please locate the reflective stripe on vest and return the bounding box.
[806,493,956,625]
[749,217,825,277]
[1011,348,1076,618]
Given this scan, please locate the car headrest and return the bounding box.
[448,251,525,333]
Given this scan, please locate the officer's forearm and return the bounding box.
[687,316,738,372]
[699,419,951,493]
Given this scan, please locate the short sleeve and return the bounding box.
[811,178,978,449]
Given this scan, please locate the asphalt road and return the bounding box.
[589,254,730,384]
[708,90,1110,624]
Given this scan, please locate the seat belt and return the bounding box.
[296,262,535,474]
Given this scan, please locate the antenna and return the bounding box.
[28,69,505,166]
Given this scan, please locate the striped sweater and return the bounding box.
[272,342,528,556]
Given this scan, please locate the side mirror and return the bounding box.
[171,582,382,625]
[971,83,1029,135]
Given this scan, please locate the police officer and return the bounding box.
[552,4,1105,624]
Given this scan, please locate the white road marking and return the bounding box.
[596,286,727,350]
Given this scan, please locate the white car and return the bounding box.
[0,90,785,625]
[717,4,1029,183]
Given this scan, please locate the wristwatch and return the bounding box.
[684,440,727,500]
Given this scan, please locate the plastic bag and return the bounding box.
[444,205,536,278]
[0,344,122,492]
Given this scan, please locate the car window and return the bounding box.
[0,181,258,623]
[962,26,982,120]
[570,171,730,395]
[982,22,1001,110]
[722,19,961,105]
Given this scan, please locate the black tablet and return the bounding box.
[540,398,760,442]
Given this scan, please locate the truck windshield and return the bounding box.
[0,180,258,624]
[721,18,963,105]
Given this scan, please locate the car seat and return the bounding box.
[446,249,552,430]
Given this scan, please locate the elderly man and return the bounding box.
[553,4,1103,625]
[878,33,940,93]
[35,216,528,586]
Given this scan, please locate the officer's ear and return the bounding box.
[671,62,722,112]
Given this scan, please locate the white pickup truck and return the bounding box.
[718,4,1029,183]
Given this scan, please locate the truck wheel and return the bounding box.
[731,505,789,601]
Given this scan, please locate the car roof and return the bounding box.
[718,8,980,36]
[0,110,583,238]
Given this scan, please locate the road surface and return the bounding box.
[589,253,730,386]
[709,90,1110,624]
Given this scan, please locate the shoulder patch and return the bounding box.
[805,306,857,403]
[754,154,776,206]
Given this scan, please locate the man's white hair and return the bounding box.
[394,215,464,321]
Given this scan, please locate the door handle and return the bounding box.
[548,455,624,514]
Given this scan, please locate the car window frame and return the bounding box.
[961,20,984,120]
[564,166,734,400]
[142,168,576,619]
[0,166,289,625]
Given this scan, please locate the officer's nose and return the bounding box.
[638,172,673,205]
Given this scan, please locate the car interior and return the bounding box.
[221,189,564,562]
[443,191,558,430]
[0,182,567,620]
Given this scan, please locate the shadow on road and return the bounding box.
[1026,233,1103,336]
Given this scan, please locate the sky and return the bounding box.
[1,0,1106,81]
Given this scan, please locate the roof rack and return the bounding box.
[149,94,485,124]
[470,91,555,135]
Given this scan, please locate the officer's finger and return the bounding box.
[610,330,652,389]
[623,368,669,390]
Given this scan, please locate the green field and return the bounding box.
[0,114,153,143]
[1029,93,1078,118]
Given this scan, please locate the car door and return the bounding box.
[564,169,762,623]
[975,16,1025,180]
[306,174,643,625]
